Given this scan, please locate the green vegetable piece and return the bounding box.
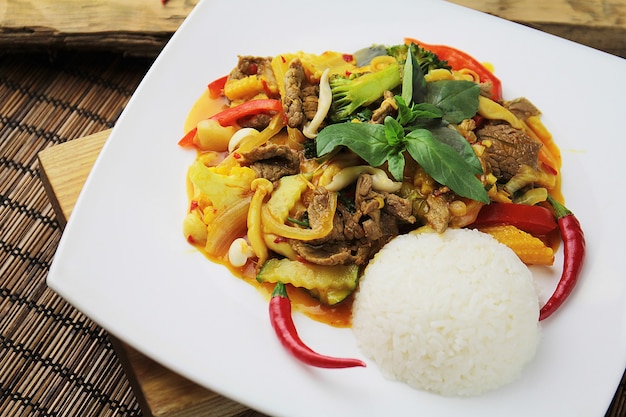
[395,96,443,127]
[264,173,312,222]
[315,120,489,202]
[401,43,426,105]
[404,129,489,203]
[329,63,402,122]
[424,80,480,124]
[387,43,451,74]
[257,258,359,305]
[316,122,390,168]
[428,125,483,174]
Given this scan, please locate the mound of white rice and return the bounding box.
[352,228,540,397]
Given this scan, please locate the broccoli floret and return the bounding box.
[328,63,402,122]
[387,43,451,74]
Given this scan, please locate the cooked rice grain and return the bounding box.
[352,228,540,396]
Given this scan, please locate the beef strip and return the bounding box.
[385,193,415,223]
[238,143,301,182]
[301,85,319,121]
[229,56,273,80]
[504,97,541,121]
[283,59,320,130]
[355,174,415,225]
[424,193,451,233]
[289,174,415,266]
[477,123,542,181]
[283,59,306,128]
[237,113,273,131]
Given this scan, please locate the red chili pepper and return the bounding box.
[207,75,228,99]
[269,282,366,369]
[539,196,586,321]
[405,37,503,102]
[471,203,558,236]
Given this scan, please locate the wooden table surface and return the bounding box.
[1,0,625,58]
[31,1,626,416]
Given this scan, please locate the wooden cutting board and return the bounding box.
[38,130,266,417]
[2,0,625,58]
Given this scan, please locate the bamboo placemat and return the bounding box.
[0,50,151,417]
[1,49,625,417]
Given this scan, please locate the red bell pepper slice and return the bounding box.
[177,126,197,147]
[471,203,557,236]
[177,99,284,148]
[405,37,503,102]
[211,98,283,127]
[207,75,228,99]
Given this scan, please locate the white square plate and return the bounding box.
[48,0,626,416]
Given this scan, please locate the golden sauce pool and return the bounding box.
[184,90,228,133]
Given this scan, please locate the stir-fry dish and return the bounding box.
[179,38,585,371]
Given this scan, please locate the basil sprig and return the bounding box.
[316,45,489,203]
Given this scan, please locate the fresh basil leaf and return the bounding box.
[429,125,483,174]
[404,128,489,203]
[401,43,426,105]
[424,80,480,124]
[384,116,404,146]
[411,103,444,120]
[316,122,389,167]
[386,151,406,181]
[396,97,443,127]
[401,45,414,106]
[395,96,416,126]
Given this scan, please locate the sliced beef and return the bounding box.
[237,113,273,131]
[385,193,415,223]
[505,97,541,121]
[290,241,372,266]
[301,85,319,121]
[355,174,415,225]
[477,123,542,181]
[229,56,273,80]
[283,59,320,129]
[289,174,415,266]
[283,59,306,128]
[321,203,365,242]
[239,143,300,182]
[424,193,451,233]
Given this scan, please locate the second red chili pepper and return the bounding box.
[539,196,586,321]
[269,282,366,369]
